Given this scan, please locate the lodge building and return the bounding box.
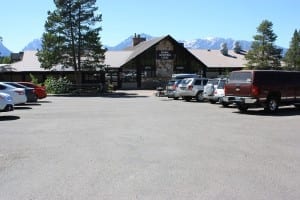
[0,34,247,89]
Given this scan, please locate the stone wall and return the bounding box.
[155,40,174,78]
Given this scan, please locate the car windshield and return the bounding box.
[207,79,219,85]
[217,80,227,89]
[175,79,182,86]
[181,79,192,85]
[228,72,252,83]
[167,81,175,86]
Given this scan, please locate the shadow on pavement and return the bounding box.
[234,107,300,117]
[38,100,52,103]
[0,115,20,121]
[49,92,150,98]
[25,103,41,106]
[13,106,33,110]
[100,91,150,98]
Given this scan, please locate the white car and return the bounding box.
[0,92,14,112]
[207,79,227,104]
[177,77,209,101]
[203,79,219,100]
[0,82,27,105]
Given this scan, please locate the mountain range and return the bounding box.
[0,42,12,57]
[104,34,254,51]
[0,33,274,56]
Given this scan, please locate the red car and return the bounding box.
[18,82,47,99]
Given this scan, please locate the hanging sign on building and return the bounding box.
[156,50,174,60]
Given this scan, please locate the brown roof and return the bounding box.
[104,35,176,68]
[0,64,17,72]
[10,51,53,71]
[125,36,166,61]
[10,51,73,71]
[189,49,247,68]
[104,51,133,68]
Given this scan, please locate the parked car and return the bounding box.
[3,82,37,102]
[177,77,209,101]
[166,79,182,100]
[0,92,14,112]
[0,82,27,105]
[203,78,228,104]
[166,74,200,100]
[18,82,47,99]
[203,78,222,101]
[223,70,300,112]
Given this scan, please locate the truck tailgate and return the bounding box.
[225,83,252,97]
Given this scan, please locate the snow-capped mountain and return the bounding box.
[0,34,256,55]
[0,42,12,57]
[105,33,154,50]
[179,37,252,50]
[105,35,253,51]
[23,39,42,51]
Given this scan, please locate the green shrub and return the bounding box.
[44,76,72,94]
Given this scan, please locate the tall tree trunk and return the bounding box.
[77,4,82,72]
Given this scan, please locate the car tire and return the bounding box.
[221,102,230,107]
[238,104,248,113]
[33,94,38,102]
[173,97,179,100]
[209,99,216,104]
[4,105,14,112]
[183,96,192,102]
[264,96,279,112]
[196,92,204,102]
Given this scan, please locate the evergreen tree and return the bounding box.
[0,56,11,64]
[245,20,282,69]
[37,0,106,72]
[284,29,300,71]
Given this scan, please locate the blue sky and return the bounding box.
[0,0,299,52]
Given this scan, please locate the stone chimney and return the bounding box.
[132,33,146,46]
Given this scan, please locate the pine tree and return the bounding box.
[37,0,106,72]
[284,29,300,71]
[245,20,282,70]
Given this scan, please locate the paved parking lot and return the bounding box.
[1,90,300,200]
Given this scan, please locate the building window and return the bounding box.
[143,66,156,78]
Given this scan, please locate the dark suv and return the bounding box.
[223,70,300,112]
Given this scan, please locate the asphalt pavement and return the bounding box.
[1,90,300,200]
